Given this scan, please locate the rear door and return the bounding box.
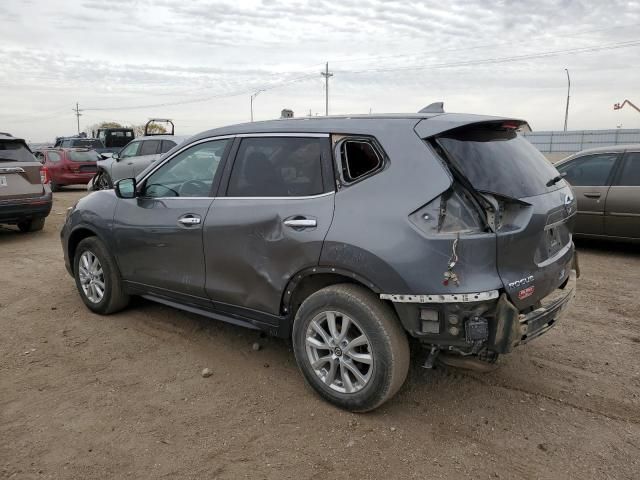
[605,151,640,239]
[113,138,232,304]
[556,153,620,235]
[0,140,44,200]
[203,134,335,317]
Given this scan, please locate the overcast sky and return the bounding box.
[2,0,640,141]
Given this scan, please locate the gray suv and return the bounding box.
[61,112,577,411]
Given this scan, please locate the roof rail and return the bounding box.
[418,102,445,114]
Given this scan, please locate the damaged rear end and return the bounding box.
[391,117,577,367]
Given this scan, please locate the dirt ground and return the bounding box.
[1,189,639,480]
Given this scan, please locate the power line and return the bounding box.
[335,38,640,75]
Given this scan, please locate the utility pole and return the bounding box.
[250,90,264,122]
[563,69,570,132]
[321,62,333,116]
[73,102,83,134]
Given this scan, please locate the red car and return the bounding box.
[33,148,100,191]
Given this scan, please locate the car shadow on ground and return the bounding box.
[574,237,640,257]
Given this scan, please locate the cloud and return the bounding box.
[1,0,640,140]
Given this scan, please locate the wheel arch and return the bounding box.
[281,266,384,326]
[67,225,101,274]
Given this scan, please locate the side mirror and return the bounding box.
[112,152,120,161]
[114,178,136,199]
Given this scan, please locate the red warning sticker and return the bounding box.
[518,286,535,300]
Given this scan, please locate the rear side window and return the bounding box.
[437,125,561,198]
[558,153,618,187]
[0,141,35,162]
[338,138,383,182]
[69,150,100,162]
[227,137,325,197]
[47,151,62,162]
[616,152,640,186]
[70,139,103,149]
[140,140,161,156]
[161,140,176,154]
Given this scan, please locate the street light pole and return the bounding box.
[563,69,570,132]
[250,90,264,122]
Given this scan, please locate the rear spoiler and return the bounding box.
[415,114,531,138]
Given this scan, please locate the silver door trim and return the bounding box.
[236,133,329,138]
[142,191,335,201]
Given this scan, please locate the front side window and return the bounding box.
[616,152,640,186]
[120,141,140,158]
[558,153,618,187]
[139,140,160,156]
[142,139,229,198]
[227,137,325,197]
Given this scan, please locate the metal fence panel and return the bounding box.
[524,129,640,153]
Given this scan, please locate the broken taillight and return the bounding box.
[40,166,50,184]
[409,185,485,235]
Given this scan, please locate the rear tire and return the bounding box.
[73,236,129,314]
[17,217,45,232]
[292,284,410,412]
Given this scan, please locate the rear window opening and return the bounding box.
[69,150,100,162]
[339,139,383,182]
[0,141,36,162]
[434,123,561,199]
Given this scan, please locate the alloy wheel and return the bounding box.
[78,250,105,303]
[305,311,373,394]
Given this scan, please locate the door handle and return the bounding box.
[284,218,317,228]
[583,192,601,199]
[178,215,201,226]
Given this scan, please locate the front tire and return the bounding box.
[292,284,410,412]
[94,171,112,190]
[73,237,129,314]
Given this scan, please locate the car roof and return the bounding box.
[189,112,518,141]
[557,143,640,164]
[132,134,190,142]
[0,132,25,142]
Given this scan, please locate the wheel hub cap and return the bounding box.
[305,311,373,394]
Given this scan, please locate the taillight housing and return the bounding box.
[40,166,50,184]
[410,185,485,235]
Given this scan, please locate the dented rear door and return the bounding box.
[203,135,335,316]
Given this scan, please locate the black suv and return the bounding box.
[61,112,577,411]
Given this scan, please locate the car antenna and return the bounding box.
[418,102,445,114]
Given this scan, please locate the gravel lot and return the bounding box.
[1,189,639,479]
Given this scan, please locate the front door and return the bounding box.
[112,138,232,304]
[605,151,640,239]
[203,135,335,317]
[557,152,620,235]
[111,140,141,181]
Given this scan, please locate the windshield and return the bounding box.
[69,139,104,149]
[0,140,36,162]
[69,150,100,162]
[436,125,562,199]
